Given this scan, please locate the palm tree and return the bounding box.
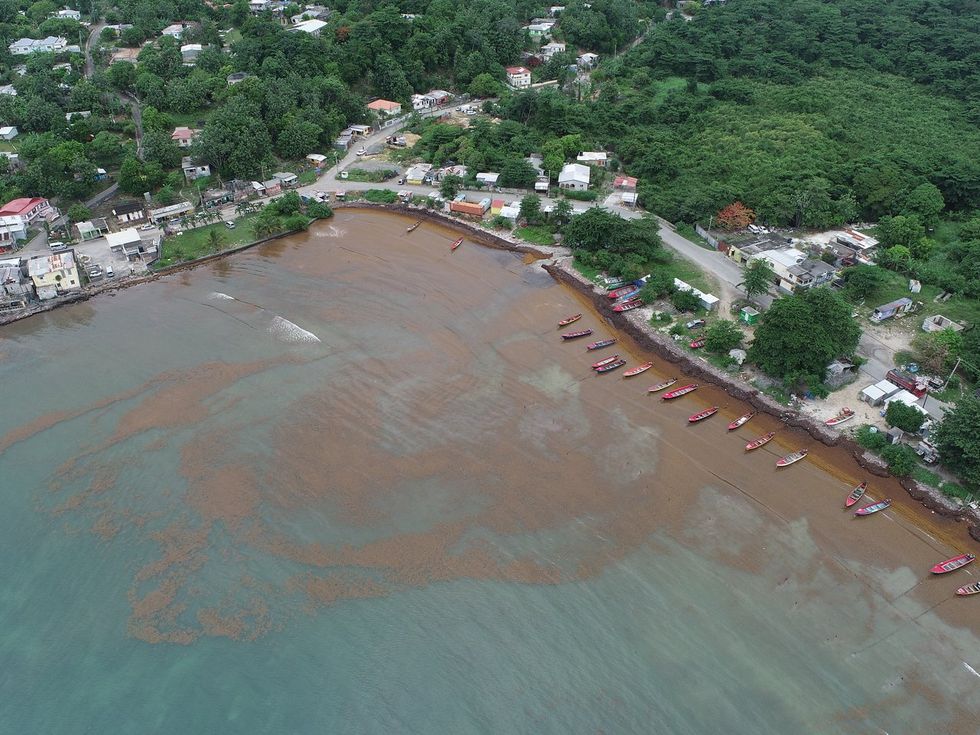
[207,229,223,253]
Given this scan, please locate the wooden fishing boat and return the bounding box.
[690,337,706,349]
[662,383,698,400]
[776,448,808,467]
[745,431,775,451]
[607,285,640,299]
[956,582,980,596]
[647,378,677,394]
[854,498,891,516]
[826,407,855,427]
[930,553,976,574]
[689,406,719,423]
[591,354,620,369]
[561,328,593,341]
[623,362,654,378]
[450,237,464,251]
[602,278,629,290]
[844,481,868,508]
[612,299,644,313]
[727,412,756,431]
[586,339,616,351]
[406,220,422,233]
[595,359,626,373]
[558,314,582,327]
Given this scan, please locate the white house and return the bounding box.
[161,23,187,39]
[0,85,16,96]
[411,93,432,111]
[111,201,145,223]
[181,156,211,181]
[292,19,327,35]
[0,126,17,141]
[540,41,566,60]
[577,52,599,68]
[8,36,68,55]
[749,247,836,292]
[248,0,270,12]
[0,216,28,246]
[54,8,81,20]
[577,151,607,167]
[180,43,202,63]
[558,163,590,190]
[506,66,532,89]
[476,172,500,187]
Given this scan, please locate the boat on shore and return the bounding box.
[607,285,640,300]
[595,359,626,373]
[662,383,698,400]
[745,431,776,451]
[776,448,808,467]
[647,378,677,394]
[854,498,891,516]
[844,481,868,508]
[930,553,976,574]
[450,237,464,251]
[561,329,593,341]
[612,299,644,312]
[586,339,616,351]
[623,362,654,378]
[956,582,980,596]
[558,314,582,327]
[727,412,756,430]
[406,220,422,233]
[689,406,719,423]
[690,337,706,349]
[826,407,856,427]
[591,354,620,369]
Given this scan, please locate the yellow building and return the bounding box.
[28,250,81,300]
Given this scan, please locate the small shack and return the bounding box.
[739,306,759,325]
[922,315,963,333]
[871,297,914,322]
[859,379,901,406]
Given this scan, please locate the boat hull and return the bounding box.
[745,432,775,451]
[612,299,643,312]
[776,449,808,467]
[558,314,582,327]
[647,379,677,394]
[591,355,620,369]
[689,407,719,423]
[561,329,593,340]
[727,412,756,431]
[956,583,980,596]
[586,339,616,351]
[854,499,891,516]
[931,554,976,574]
[662,384,698,400]
[689,338,706,349]
[595,359,626,373]
[623,362,653,377]
[844,482,867,508]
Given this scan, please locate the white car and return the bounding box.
[356,147,366,156]
[105,263,114,278]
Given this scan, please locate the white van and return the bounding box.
[105,263,114,278]
[48,240,65,250]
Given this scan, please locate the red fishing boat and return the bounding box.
[690,337,706,349]
[561,329,593,340]
[450,237,464,251]
[776,448,808,467]
[591,354,620,369]
[826,407,855,427]
[956,582,980,596]
[623,362,654,378]
[607,285,640,299]
[745,431,775,451]
[586,339,616,351]
[727,412,756,430]
[662,383,698,400]
[844,481,867,508]
[558,314,582,327]
[613,299,644,312]
[647,378,677,394]
[595,359,626,373]
[689,406,719,423]
[930,553,976,574]
[854,498,891,516]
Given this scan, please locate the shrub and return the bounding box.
[562,189,598,201]
[363,189,398,203]
[670,290,702,313]
[884,401,926,433]
[881,444,919,477]
[704,320,743,353]
[856,424,888,451]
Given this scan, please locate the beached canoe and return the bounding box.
[591,354,620,369]
[689,406,719,423]
[561,329,593,340]
[776,448,808,467]
[602,278,630,290]
[450,237,464,251]
[595,359,626,373]
[613,299,644,313]
[647,378,677,394]
[854,498,891,516]
[558,314,582,327]
[826,407,855,426]
[727,412,756,431]
[608,285,640,300]
[844,481,868,508]
[623,362,654,378]
[406,220,422,233]
[956,582,980,596]
[690,337,706,349]
[745,431,776,451]
[931,553,976,574]
[663,383,698,400]
[586,339,616,351]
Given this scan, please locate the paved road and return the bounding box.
[83,21,104,79]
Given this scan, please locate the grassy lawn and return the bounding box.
[911,465,973,500]
[168,111,211,127]
[154,214,259,268]
[296,170,318,185]
[571,250,717,294]
[652,76,689,104]
[514,225,556,246]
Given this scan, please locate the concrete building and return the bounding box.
[292,18,327,35]
[180,43,203,64]
[75,218,109,241]
[540,41,566,60]
[748,247,836,293]
[674,278,719,311]
[0,257,34,310]
[0,126,18,141]
[111,200,146,224]
[0,197,56,224]
[506,66,532,89]
[0,215,28,249]
[367,99,403,117]
[577,151,607,167]
[8,36,68,55]
[148,201,194,225]
[558,163,590,190]
[181,156,211,181]
[871,297,914,323]
[28,250,81,299]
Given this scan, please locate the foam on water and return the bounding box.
[208,291,236,301]
[268,314,321,343]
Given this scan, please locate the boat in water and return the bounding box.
[647,378,677,394]
[662,383,698,400]
[591,354,620,369]
[689,406,719,423]
[854,498,891,516]
[745,431,776,451]
[844,481,868,508]
[690,337,706,349]
[595,359,626,373]
[450,237,464,251]
[586,339,616,351]
[612,299,644,313]
[930,553,976,574]
[826,407,856,427]
[776,448,808,467]
[623,362,654,378]
[406,220,422,233]
[727,412,756,430]
[561,329,593,341]
[558,314,582,327]
[956,582,980,596]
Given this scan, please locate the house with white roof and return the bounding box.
[180,44,202,63]
[161,23,187,39]
[577,151,607,167]
[8,36,68,55]
[540,41,566,60]
[54,8,81,20]
[0,84,16,96]
[292,18,327,35]
[476,172,500,187]
[558,163,590,191]
[577,52,599,69]
[0,126,17,141]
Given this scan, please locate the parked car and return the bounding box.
[105,263,114,278]
[48,240,65,250]
[138,224,154,231]
[686,319,706,330]
[224,220,236,229]
[355,147,366,156]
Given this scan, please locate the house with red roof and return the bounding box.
[0,197,56,224]
[367,99,402,117]
[171,126,199,148]
[614,175,638,191]
[506,66,531,89]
